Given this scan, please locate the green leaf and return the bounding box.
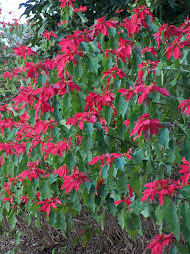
[40,181,53,199]
[37,73,47,87]
[117,210,125,229]
[83,123,94,138]
[158,128,170,149]
[56,212,66,233]
[163,202,180,241]
[14,230,21,246]
[48,174,57,185]
[73,195,81,213]
[155,205,164,226]
[181,202,190,240]
[49,211,56,227]
[101,164,110,180]
[115,93,128,118]
[113,157,126,171]
[104,106,113,124]
[179,185,190,201]
[8,213,17,228]
[86,56,100,74]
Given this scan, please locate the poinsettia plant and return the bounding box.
[1,1,190,253]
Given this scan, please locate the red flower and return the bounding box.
[114,185,133,206]
[89,150,132,168]
[20,195,29,204]
[153,23,183,49]
[130,113,163,140]
[66,110,99,130]
[61,167,90,194]
[91,16,118,38]
[42,30,57,40]
[134,82,170,105]
[2,194,14,204]
[178,157,190,187]
[59,0,76,9]
[131,5,154,22]
[42,138,73,160]
[116,38,134,64]
[119,17,140,38]
[13,45,37,59]
[123,119,130,128]
[118,87,135,101]
[101,66,125,84]
[18,160,45,181]
[54,164,69,177]
[165,37,184,59]
[84,90,114,112]
[37,197,61,217]
[2,71,12,80]
[147,233,175,254]
[141,179,178,206]
[141,46,157,57]
[57,21,68,25]
[73,6,87,12]
[178,97,190,117]
[115,9,124,14]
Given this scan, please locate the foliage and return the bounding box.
[0,11,34,104]
[19,0,190,57]
[1,1,190,254]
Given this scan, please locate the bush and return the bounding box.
[1,1,190,253]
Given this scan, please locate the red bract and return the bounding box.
[118,87,135,101]
[37,197,61,217]
[116,38,134,64]
[153,23,184,49]
[131,5,154,22]
[59,0,76,8]
[61,167,90,194]
[89,150,132,168]
[54,76,81,96]
[147,233,175,254]
[130,113,163,140]
[54,164,69,177]
[141,46,157,57]
[0,117,17,135]
[18,160,45,181]
[178,97,190,116]
[114,185,133,206]
[2,194,14,204]
[119,17,140,38]
[84,90,114,112]
[55,48,84,77]
[66,110,99,130]
[20,195,29,204]
[91,16,118,38]
[123,119,130,128]
[178,157,190,187]
[0,141,27,156]
[141,179,178,205]
[42,138,73,160]
[13,45,37,59]
[34,119,58,134]
[13,86,37,110]
[134,82,170,104]
[165,37,184,59]
[58,30,90,52]
[24,62,48,79]
[42,30,57,40]
[73,6,87,12]
[2,71,13,80]
[101,66,125,84]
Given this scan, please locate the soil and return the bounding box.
[0,208,159,254]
